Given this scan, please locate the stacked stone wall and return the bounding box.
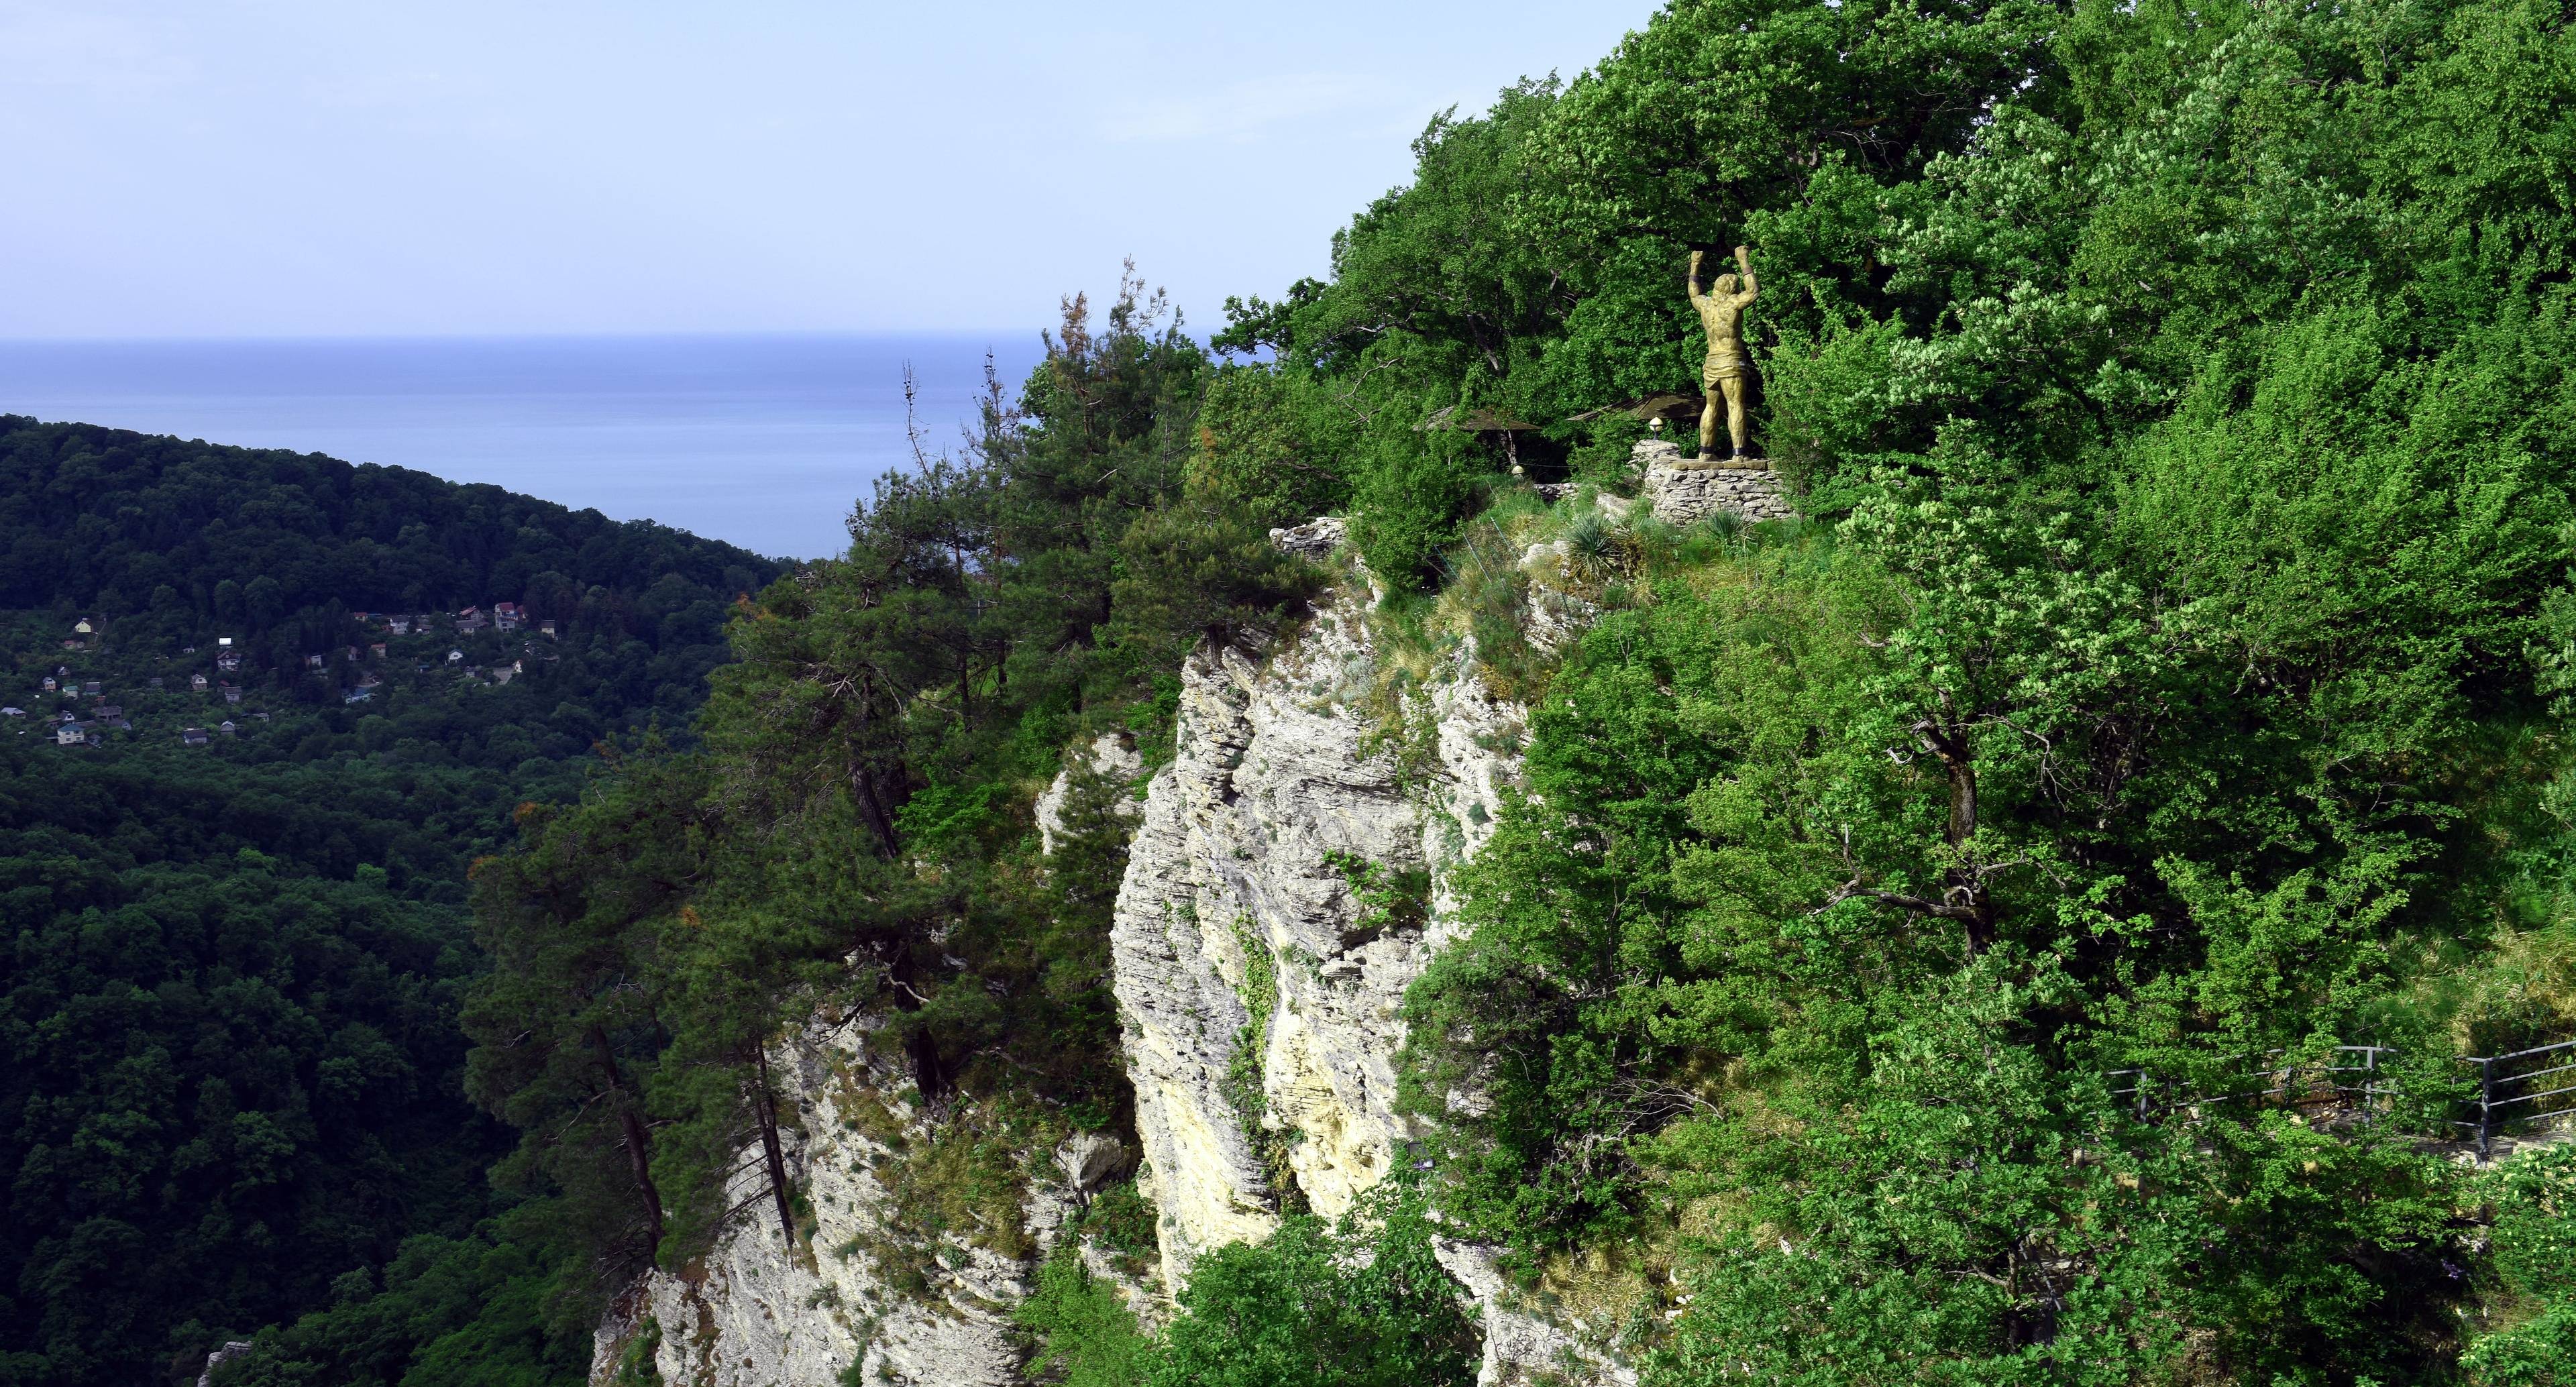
[1631,438,1794,524]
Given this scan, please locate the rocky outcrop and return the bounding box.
[1434,1239,1640,1387]
[1110,590,1519,1286]
[1268,514,1349,559]
[594,514,1671,1385]
[1034,730,1144,854]
[197,1341,254,1387]
[1108,574,1635,1381]
[590,1018,1046,1387]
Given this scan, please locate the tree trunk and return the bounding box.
[619,1106,667,1254]
[885,950,949,1104]
[851,763,903,858]
[1913,718,1995,953]
[588,1025,667,1252]
[753,1044,798,1245]
[907,1024,947,1106]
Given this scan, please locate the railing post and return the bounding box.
[2479,1056,2496,1160]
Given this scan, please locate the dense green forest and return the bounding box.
[28,0,2576,1380]
[0,422,779,1387]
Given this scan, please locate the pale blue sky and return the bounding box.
[3,1,1652,339]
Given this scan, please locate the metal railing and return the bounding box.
[2107,1046,2401,1123]
[2104,1039,2576,1158]
[2456,1037,2576,1157]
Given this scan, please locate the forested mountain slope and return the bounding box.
[0,421,781,1387]
[0,417,773,731]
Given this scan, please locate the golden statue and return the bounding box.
[1688,245,1759,462]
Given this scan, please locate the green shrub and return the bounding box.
[2465,1146,2576,1384]
[1185,366,1352,529]
[1016,1250,1152,1387]
[1145,1178,1476,1387]
[1078,1179,1160,1275]
[1349,430,1492,595]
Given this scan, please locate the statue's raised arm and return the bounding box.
[1735,245,1757,302]
[1687,248,1711,307]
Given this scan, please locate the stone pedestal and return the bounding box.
[1633,439,1792,525]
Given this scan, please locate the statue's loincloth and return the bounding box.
[1703,353,1748,386]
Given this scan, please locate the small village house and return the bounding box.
[181,728,209,747]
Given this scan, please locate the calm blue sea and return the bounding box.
[0,334,1048,561]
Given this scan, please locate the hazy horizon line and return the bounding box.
[0,327,1061,345]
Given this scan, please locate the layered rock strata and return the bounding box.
[1109,590,1523,1284]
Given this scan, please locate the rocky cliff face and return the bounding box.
[1109,589,1519,1282]
[1108,575,1634,1385]
[596,531,1638,1386]
[591,1015,1042,1387]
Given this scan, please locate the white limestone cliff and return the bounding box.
[594,515,1641,1386]
[1109,590,1516,1281]
[588,1015,1059,1387]
[1108,565,1635,1384]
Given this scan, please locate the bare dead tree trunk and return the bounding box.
[753,1044,797,1245]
